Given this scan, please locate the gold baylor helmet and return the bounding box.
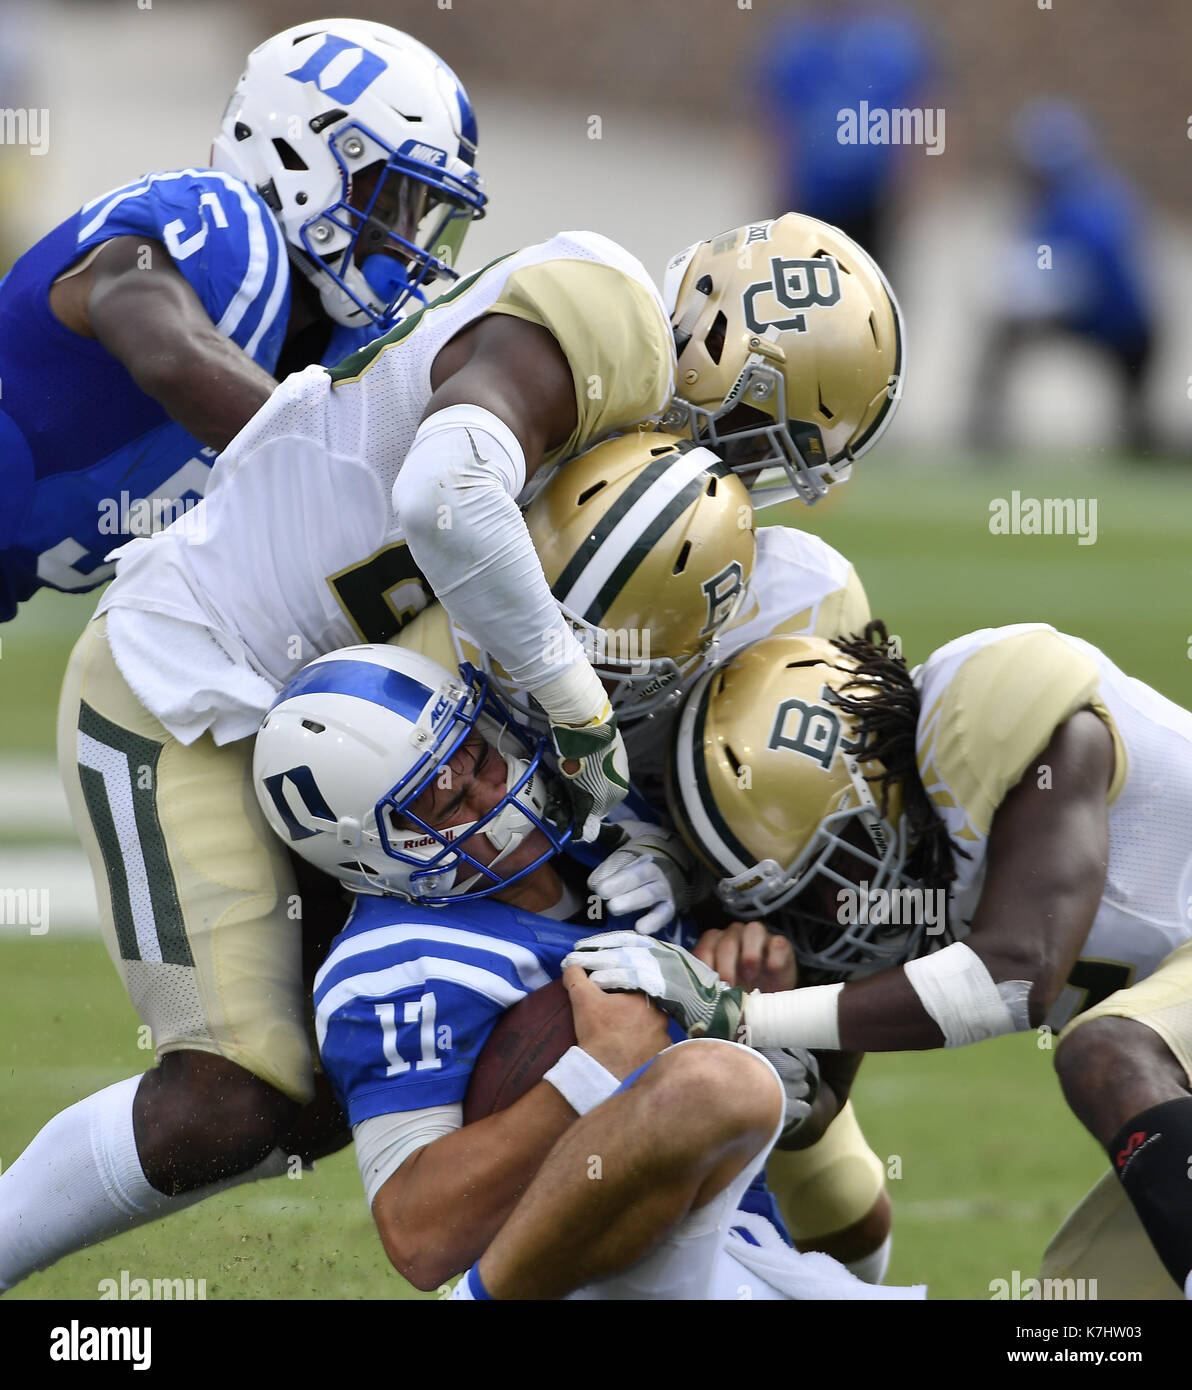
[659,214,904,509]
[666,633,927,979]
[504,432,756,725]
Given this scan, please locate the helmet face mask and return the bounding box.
[294,120,484,326]
[663,363,856,508]
[667,633,948,981]
[254,647,572,904]
[722,789,933,983]
[212,20,486,331]
[660,214,904,509]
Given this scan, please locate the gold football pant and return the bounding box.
[765,1102,886,1241]
[58,615,314,1104]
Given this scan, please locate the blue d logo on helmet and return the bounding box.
[253,644,574,904]
[284,35,388,103]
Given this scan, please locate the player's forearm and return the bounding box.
[747,971,947,1053]
[123,334,278,451]
[394,407,602,711]
[372,1081,576,1290]
[747,939,1047,1053]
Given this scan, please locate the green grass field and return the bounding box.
[3,452,1189,1299]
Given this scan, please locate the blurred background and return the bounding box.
[2,0,1190,1302]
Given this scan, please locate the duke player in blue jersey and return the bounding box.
[0,18,485,620]
[257,643,923,1299]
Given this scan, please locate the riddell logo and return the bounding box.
[403,828,458,851]
[1115,1129,1159,1173]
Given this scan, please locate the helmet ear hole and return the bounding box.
[705,311,728,365]
[576,480,607,506]
[272,138,308,171]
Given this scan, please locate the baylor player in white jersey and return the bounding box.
[1,213,903,1292]
[580,622,1192,1299]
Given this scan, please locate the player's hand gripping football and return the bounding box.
[586,819,700,934]
[564,931,746,1040]
[549,697,630,842]
[563,964,672,1078]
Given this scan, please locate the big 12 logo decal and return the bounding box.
[743,256,842,335]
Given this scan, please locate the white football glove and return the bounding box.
[550,700,630,842]
[563,931,746,1040]
[587,820,700,934]
[759,1046,820,1141]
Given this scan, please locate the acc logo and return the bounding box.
[427,692,454,728]
[744,256,842,335]
[700,560,746,635]
[286,34,387,103]
[767,693,841,770]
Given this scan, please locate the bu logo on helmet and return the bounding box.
[286,34,387,103]
[700,560,745,635]
[767,696,841,770]
[743,256,843,335]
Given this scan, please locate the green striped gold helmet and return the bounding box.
[516,431,756,724]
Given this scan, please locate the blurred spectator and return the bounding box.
[753,3,937,270]
[971,98,1157,455]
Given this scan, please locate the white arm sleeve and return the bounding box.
[393,403,592,696]
[353,1104,462,1210]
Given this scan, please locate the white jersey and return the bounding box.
[399,523,870,805]
[915,623,1192,1029]
[97,231,675,745]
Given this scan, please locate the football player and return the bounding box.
[260,643,923,1300]
[0,213,900,1289]
[0,18,485,620]
[398,429,893,1279]
[570,622,1192,1299]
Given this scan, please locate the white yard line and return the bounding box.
[0,754,72,835]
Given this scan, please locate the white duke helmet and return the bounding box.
[212,18,486,330]
[254,645,573,903]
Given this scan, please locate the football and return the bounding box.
[462,977,577,1123]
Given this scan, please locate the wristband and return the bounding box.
[543,1045,621,1115]
[903,942,1031,1047]
[744,984,844,1051]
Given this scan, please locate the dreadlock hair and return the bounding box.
[822,619,965,891]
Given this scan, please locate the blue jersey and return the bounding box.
[0,167,376,620]
[315,888,686,1125]
[313,871,794,1248]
